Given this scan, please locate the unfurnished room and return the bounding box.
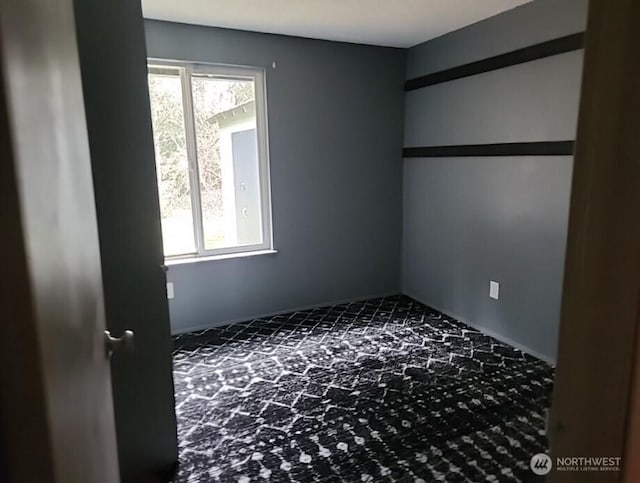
[2,0,640,483]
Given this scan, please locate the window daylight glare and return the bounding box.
[147,62,272,259]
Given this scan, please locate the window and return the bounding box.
[147,62,272,259]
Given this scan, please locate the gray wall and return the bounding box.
[402,0,588,362]
[144,21,406,333]
[73,1,177,481]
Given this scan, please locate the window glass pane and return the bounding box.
[148,69,196,256]
[191,74,264,250]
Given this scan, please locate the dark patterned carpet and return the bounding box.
[172,295,553,482]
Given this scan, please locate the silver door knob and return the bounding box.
[104,330,134,359]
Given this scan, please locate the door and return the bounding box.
[0,0,119,481]
[232,128,262,245]
[71,0,179,481]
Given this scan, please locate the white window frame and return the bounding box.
[148,60,273,260]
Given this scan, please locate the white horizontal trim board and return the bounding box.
[170,292,399,335]
[165,249,278,266]
[403,290,555,366]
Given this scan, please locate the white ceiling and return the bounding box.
[142,0,534,48]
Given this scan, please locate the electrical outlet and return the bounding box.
[167,282,174,300]
[489,281,500,300]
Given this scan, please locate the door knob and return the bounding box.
[104,330,134,359]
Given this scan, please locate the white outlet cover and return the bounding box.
[167,282,174,299]
[489,281,500,300]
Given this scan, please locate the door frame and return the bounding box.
[549,0,640,481]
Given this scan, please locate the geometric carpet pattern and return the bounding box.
[172,295,554,482]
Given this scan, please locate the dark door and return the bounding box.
[72,0,179,481]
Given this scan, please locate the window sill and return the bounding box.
[165,249,278,267]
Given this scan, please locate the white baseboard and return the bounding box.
[170,291,399,335]
[403,290,556,366]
